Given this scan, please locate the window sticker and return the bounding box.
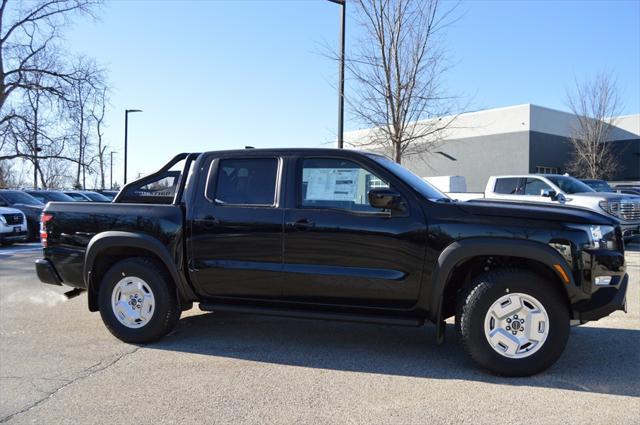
[305,168,359,201]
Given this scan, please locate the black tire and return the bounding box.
[456,268,570,376]
[98,257,180,343]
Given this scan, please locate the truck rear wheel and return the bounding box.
[98,257,180,343]
[455,268,569,376]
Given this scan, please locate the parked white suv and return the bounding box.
[485,174,640,241]
[0,207,28,246]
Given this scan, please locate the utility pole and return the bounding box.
[124,109,142,184]
[328,0,346,148]
[33,105,40,189]
[110,151,115,190]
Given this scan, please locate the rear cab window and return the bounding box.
[117,156,188,204]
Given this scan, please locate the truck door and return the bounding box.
[280,155,427,309]
[187,155,285,300]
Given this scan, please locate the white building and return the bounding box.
[345,104,640,191]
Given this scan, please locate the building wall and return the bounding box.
[611,139,640,180]
[528,132,640,181]
[399,131,530,192]
[528,131,572,174]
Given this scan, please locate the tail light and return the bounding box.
[40,213,53,248]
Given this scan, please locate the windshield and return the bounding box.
[584,181,613,192]
[546,176,595,194]
[84,192,110,202]
[100,192,116,200]
[29,191,74,202]
[368,155,447,200]
[65,192,89,201]
[0,191,43,205]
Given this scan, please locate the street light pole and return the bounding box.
[329,0,346,148]
[110,151,115,190]
[124,109,142,184]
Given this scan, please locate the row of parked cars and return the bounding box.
[581,179,640,196]
[0,189,117,246]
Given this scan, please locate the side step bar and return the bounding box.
[199,303,424,327]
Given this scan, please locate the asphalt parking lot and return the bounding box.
[0,242,638,424]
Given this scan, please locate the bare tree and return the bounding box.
[66,57,105,189]
[343,0,459,163]
[91,86,107,189]
[4,68,71,188]
[0,157,12,186]
[565,73,622,180]
[0,0,100,112]
[0,0,104,184]
[39,155,70,188]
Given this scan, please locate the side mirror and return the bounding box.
[541,188,557,200]
[368,188,405,212]
[556,192,567,203]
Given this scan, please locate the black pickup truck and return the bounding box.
[35,149,628,376]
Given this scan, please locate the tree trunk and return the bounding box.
[99,152,105,189]
[394,139,402,164]
[36,162,47,189]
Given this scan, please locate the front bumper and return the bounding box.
[575,274,628,321]
[0,230,28,243]
[35,258,63,286]
[619,223,639,240]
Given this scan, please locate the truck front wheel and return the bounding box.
[98,257,180,343]
[456,268,570,376]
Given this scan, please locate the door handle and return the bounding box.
[292,219,315,230]
[201,215,219,229]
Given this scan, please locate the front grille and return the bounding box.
[2,213,23,225]
[620,201,640,221]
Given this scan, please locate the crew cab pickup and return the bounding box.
[35,149,629,376]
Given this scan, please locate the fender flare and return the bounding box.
[424,238,579,339]
[84,231,197,311]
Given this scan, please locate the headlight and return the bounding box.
[586,225,617,250]
[0,215,6,225]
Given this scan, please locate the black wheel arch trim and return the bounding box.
[425,238,581,338]
[84,231,197,311]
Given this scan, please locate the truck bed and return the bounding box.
[43,201,184,288]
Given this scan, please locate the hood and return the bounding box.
[569,192,640,201]
[13,203,44,211]
[11,203,43,219]
[0,206,24,215]
[458,199,615,225]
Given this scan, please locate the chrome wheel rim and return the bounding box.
[111,276,155,329]
[484,292,549,359]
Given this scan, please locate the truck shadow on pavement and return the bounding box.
[148,311,639,397]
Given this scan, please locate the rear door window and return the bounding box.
[211,158,279,206]
[494,178,523,195]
